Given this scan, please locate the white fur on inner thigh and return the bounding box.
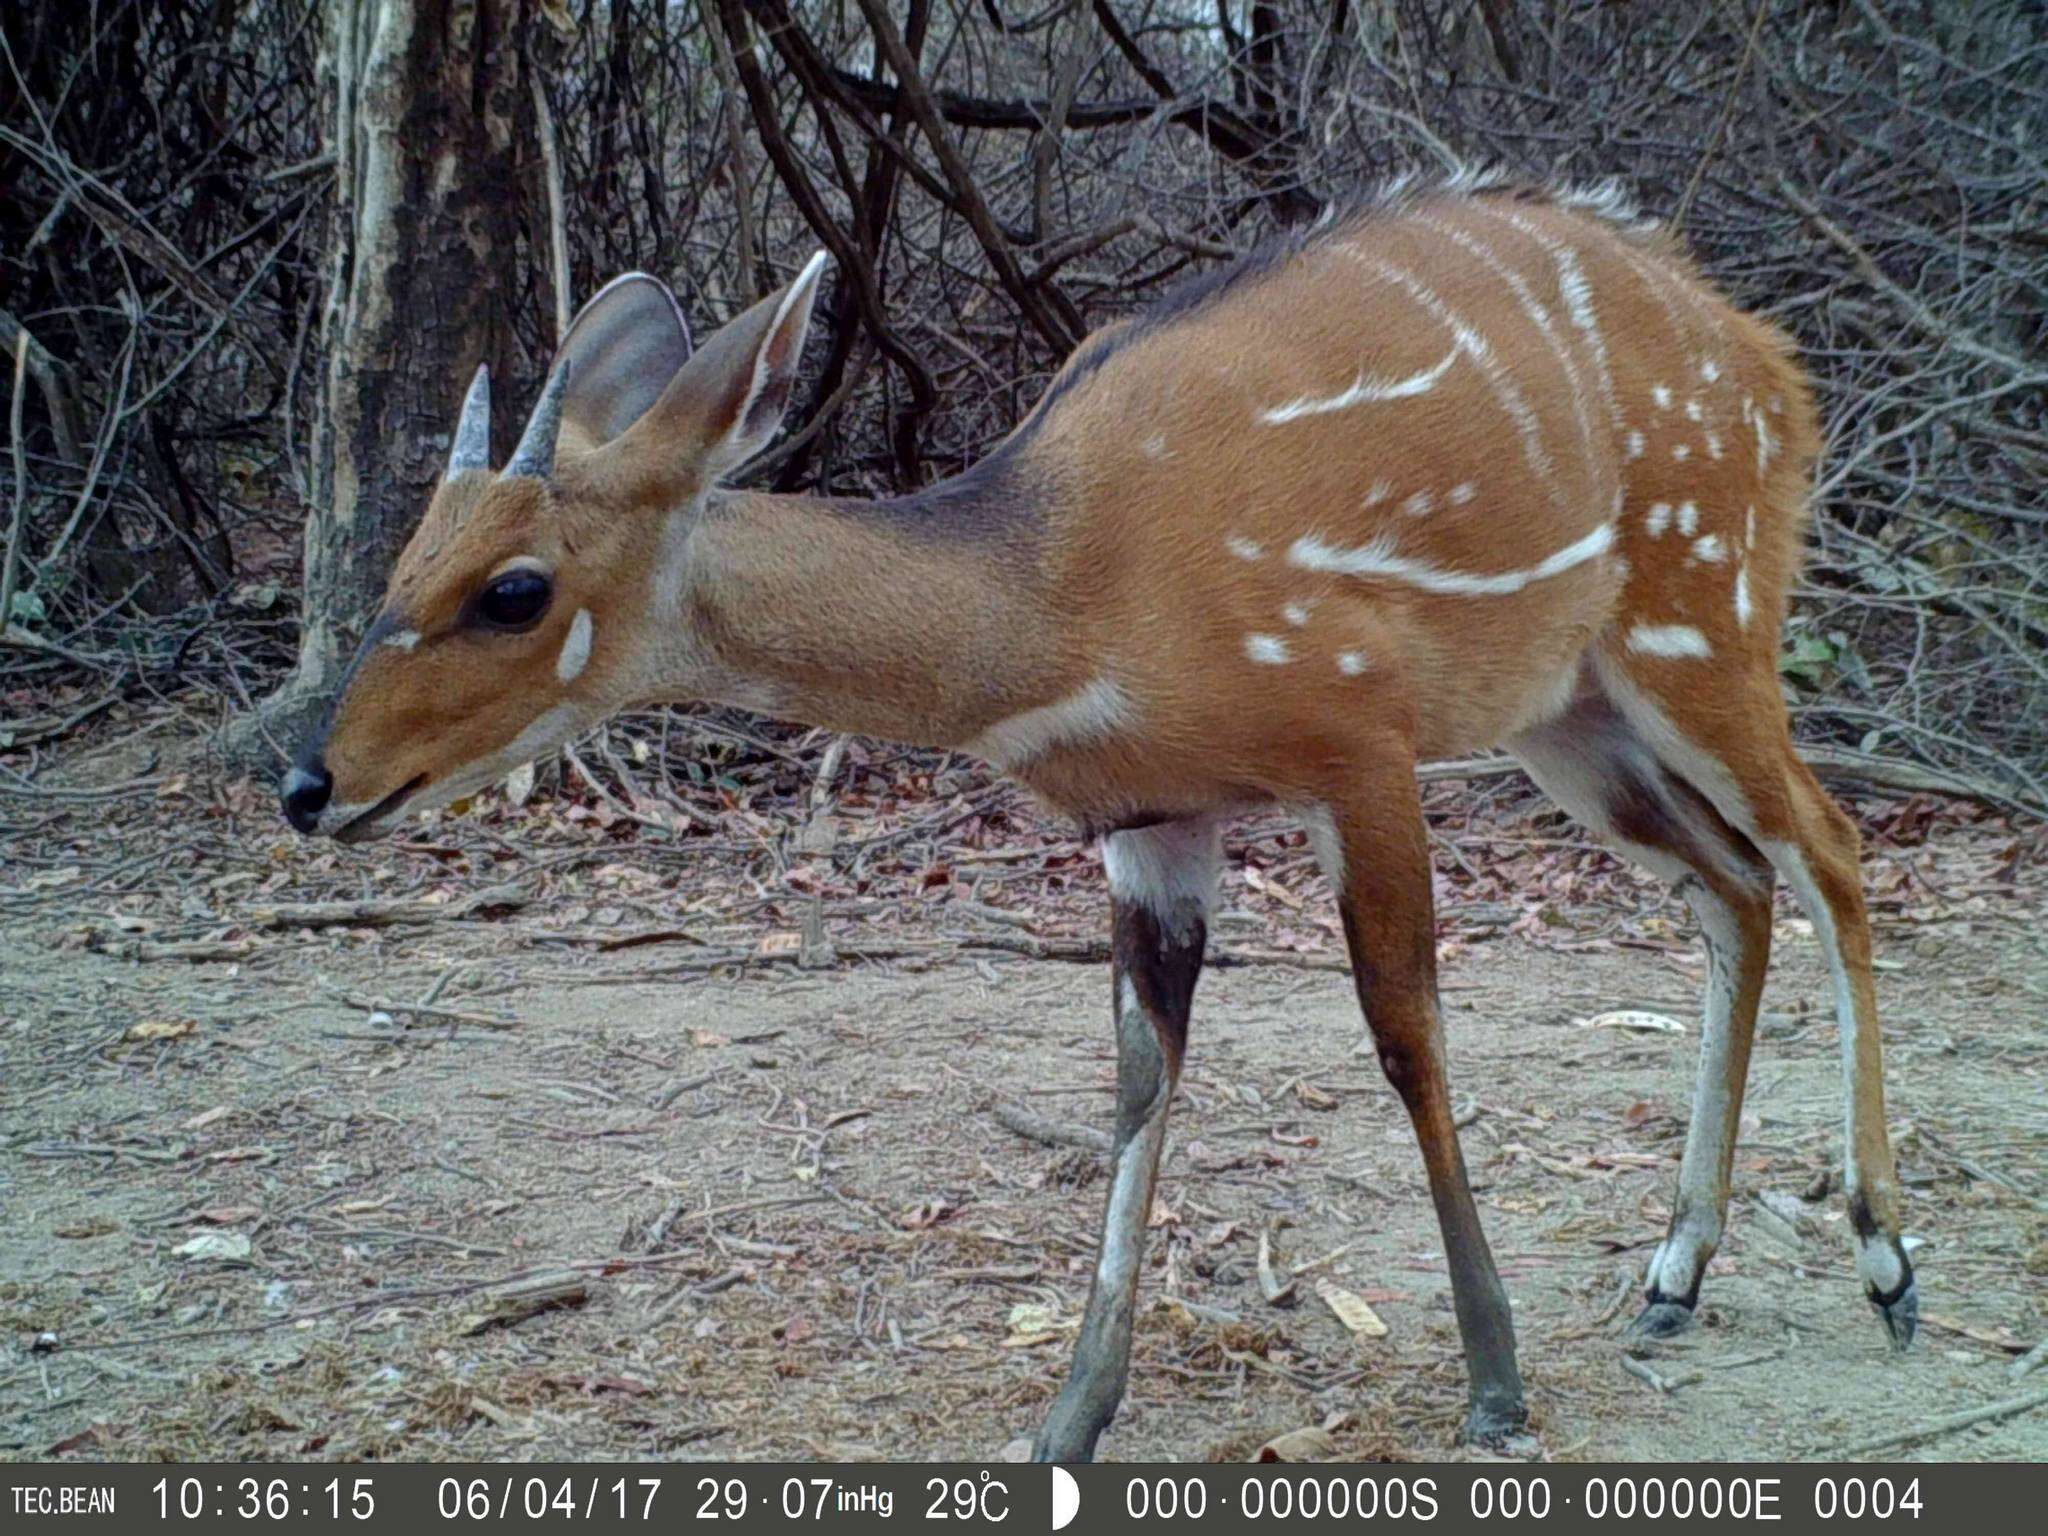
[1101,818,1222,945]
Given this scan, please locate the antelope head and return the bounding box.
[280,255,828,842]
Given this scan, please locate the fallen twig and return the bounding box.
[990,1102,1111,1153]
[1818,1385,2048,1458]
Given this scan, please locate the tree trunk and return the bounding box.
[224,0,530,769]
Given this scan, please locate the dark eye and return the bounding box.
[475,569,551,630]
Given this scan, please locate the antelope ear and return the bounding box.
[617,252,829,489]
[555,273,694,458]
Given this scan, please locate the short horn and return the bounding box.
[447,364,492,475]
[503,361,572,481]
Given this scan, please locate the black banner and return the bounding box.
[3,1463,2037,1535]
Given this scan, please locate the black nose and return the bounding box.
[281,762,333,834]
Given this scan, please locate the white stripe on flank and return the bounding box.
[964,677,1133,771]
[1627,623,1713,659]
[1479,208,1622,434]
[1334,248,1562,511]
[1226,534,1264,561]
[1413,212,1599,474]
[1744,505,1757,548]
[1257,346,1459,423]
[1447,481,1477,505]
[1734,566,1753,628]
[1625,429,1645,460]
[1289,521,1615,597]
[1677,501,1701,537]
[1245,633,1291,665]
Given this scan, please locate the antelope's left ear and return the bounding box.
[616,252,830,489]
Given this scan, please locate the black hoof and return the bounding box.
[1628,1300,1696,1339]
[1463,1394,1529,1447]
[1870,1277,1918,1351]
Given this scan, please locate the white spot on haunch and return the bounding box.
[1627,624,1713,659]
[555,609,594,683]
[1290,521,1615,597]
[1257,345,1460,424]
[1282,602,1311,627]
[1447,481,1477,506]
[1625,430,1646,460]
[1336,650,1367,676]
[1402,490,1434,517]
[964,677,1134,772]
[1677,502,1701,537]
[1691,534,1726,564]
[1685,399,1704,422]
[1673,442,1693,461]
[1645,502,1673,537]
[1651,384,1673,410]
[1226,535,1264,561]
[1245,633,1292,665]
[1700,360,1722,383]
[381,629,421,652]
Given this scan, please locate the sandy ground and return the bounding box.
[4,862,2044,1463]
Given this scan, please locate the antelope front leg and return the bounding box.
[1034,820,1215,1464]
[1320,775,1527,1443]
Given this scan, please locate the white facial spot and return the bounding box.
[1282,602,1311,627]
[1402,489,1434,517]
[380,629,421,652]
[1226,534,1264,561]
[1673,442,1692,461]
[1644,502,1673,537]
[1447,481,1477,506]
[1700,359,1722,383]
[1677,501,1701,537]
[1651,384,1673,410]
[1624,429,1646,460]
[1691,533,1726,564]
[1626,623,1713,659]
[1244,633,1291,665]
[1684,399,1704,422]
[555,608,594,684]
[1336,649,1367,676]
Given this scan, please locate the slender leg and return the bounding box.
[1321,766,1525,1441]
[1034,819,1217,1463]
[1754,766,1917,1345]
[1600,660,1917,1347]
[1511,696,1777,1335]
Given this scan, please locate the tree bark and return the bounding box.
[223,0,530,769]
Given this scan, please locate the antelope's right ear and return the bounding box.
[555,273,694,459]
[617,252,830,490]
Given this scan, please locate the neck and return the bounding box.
[640,484,1071,750]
